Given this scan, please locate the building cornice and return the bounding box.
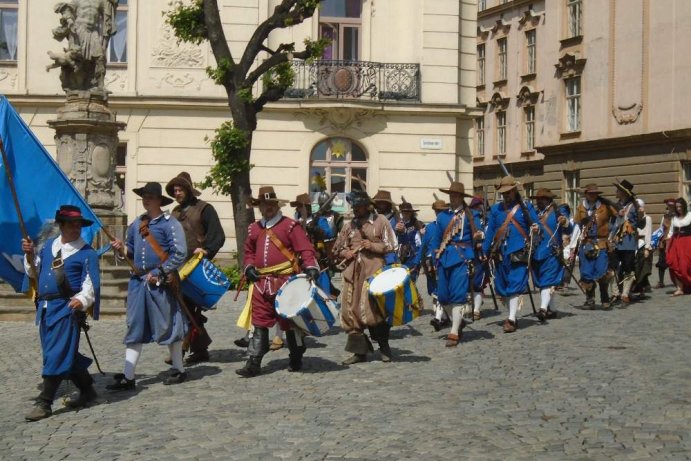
[478,0,536,19]
[537,129,691,156]
[5,94,481,118]
[473,157,543,173]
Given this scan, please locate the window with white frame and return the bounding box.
[108,0,128,64]
[0,0,18,62]
[310,138,368,213]
[567,0,582,38]
[524,106,535,151]
[497,38,507,80]
[477,44,485,85]
[476,117,485,158]
[478,0,486,11]
[496,111,506,155]
[526,29,536,74]
[319,0,362,61]
[682,162,691,200]
[565,77,581,132]
[564,170,580,213]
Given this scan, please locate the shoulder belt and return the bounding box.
[492,205,523,249]
[539,207,556,241]
[265,227,300,273]
[139,217,169,263]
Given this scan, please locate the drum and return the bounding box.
[275,274,340,336]
[177,254,231,310]
[366,264,421,326]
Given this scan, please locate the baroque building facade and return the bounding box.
[1,0,479,254]
[473,0,691,219]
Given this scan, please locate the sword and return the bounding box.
[76,313,105,375]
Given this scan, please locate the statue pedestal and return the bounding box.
[48,95,126,212]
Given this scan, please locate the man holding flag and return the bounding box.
[22,205,101,421]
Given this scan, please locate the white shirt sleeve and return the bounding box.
[642,216,653,248]
[73,272,95,311]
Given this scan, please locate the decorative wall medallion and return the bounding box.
[161,73,195,88]
[297,108,379,132]
[612,103,643,125]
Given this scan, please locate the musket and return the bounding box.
[497,158,537,316]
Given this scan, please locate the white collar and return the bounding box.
[51,236,86,258]
[261,212,283,229]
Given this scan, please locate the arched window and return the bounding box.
[310,138,368,213]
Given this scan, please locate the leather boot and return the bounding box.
[343,333,371,365]
[236,326,269,378]
[285,330,306,372]
[370,323,393,362]
[65,368,97,408]
[26,376,62,421]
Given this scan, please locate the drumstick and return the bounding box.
[336,244,365,271]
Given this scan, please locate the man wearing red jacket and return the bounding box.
[238,186,320,377]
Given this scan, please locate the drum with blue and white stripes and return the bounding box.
[275,274,340,336]
[366,264,421,327]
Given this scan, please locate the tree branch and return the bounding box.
[238,0,319,77]
[244,48,311,88]
[203,0,236,87]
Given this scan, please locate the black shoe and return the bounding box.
[65,386,98,408]
[25,403,52,422]
[234,337,250,348]
[106,373,135,391]
[545,309,558,319]
[163,370,187,385]
[430,318,442,332]
[288,358,303,372]
[184,351,210,365]
[379,342,393,363]
[535,309,547,322]
[236,357,262,378]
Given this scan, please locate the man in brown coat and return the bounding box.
[333,190,397,364]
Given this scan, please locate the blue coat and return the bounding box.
[416,220,438,295]
[34,238,100,377]
[611,200,639,251]
[124,213,188,345]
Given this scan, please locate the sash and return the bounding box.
[436,211,465,258]
[266,228,300,273]
[139,217,169,264]
[236,261,294,330]
[490,204,521,253]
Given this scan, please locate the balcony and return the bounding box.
[284,60,421,103]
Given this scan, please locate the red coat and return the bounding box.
[243,215,318,328]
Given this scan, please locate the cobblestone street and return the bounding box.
[0,281,689,460]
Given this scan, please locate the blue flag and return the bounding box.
[0,96,102,292]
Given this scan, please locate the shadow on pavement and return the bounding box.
[389,324,423,340]
[260,356,349,375]
[390,348,431,363]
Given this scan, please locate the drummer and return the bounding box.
[333,190,398,364]
[291,193,335,296]
[237,186,320,377]
[166,172,226,365]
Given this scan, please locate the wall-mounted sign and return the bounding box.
[420,138,443,150]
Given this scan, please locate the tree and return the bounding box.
[166,0,327,262]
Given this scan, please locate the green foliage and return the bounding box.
[206,58,233,85]
[261,61,295,92]
[304,37,331,63]
[219,263,244,290]
[237,87,254,104]
[199,122,253,196]
[165,0,207,45]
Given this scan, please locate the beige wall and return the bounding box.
[4,0,478,254]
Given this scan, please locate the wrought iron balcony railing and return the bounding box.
[284,60,421,102]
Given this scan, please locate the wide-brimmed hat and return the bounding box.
[399,202,419,212]
[432,200,448,211]
[663,197,677,206]
[613,179,635,197]
[133,182,174,206]
[249,186,289,207]
[580,183,602,195]
[530,188,556,199]
[290,193,312,207]
[372,190,394,204]
[469,196,484,208]
[165,171,201,198]
[439,181,472,196]
[54,205,93,227]
[348,190,372,208]
[495,176,519,194]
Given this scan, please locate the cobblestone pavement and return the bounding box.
[0,278,689,461]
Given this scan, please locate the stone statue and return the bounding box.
[47,0,119,96]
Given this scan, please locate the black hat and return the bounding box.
[133,182,174,206]
[54,205,94,227]
[613,179,635,197]
[348,190,372,208]
[165,171,201,198]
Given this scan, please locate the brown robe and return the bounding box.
[333,213,397,334]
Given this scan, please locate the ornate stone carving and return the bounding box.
[490,91,510,108]
[612,103,643,125]
[151,21,205,68]
[105,71,127,92]
[554,52,586,78]
[296,108,381,132]
[517,85,540,105]
[518,8,543,28]
[47,0,119,98]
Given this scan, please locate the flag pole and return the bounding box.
[0,138,38,281]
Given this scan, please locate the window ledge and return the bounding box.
[107,62,128,69]
[560,130,582,140]
[493,79,508,87]
[492,154,507,160]
[476,83,486,90]
[521,150,537,158]
[560,35,583,47]
[473,155,486,162]
[520,72,536,81]
[0,60,18,67]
